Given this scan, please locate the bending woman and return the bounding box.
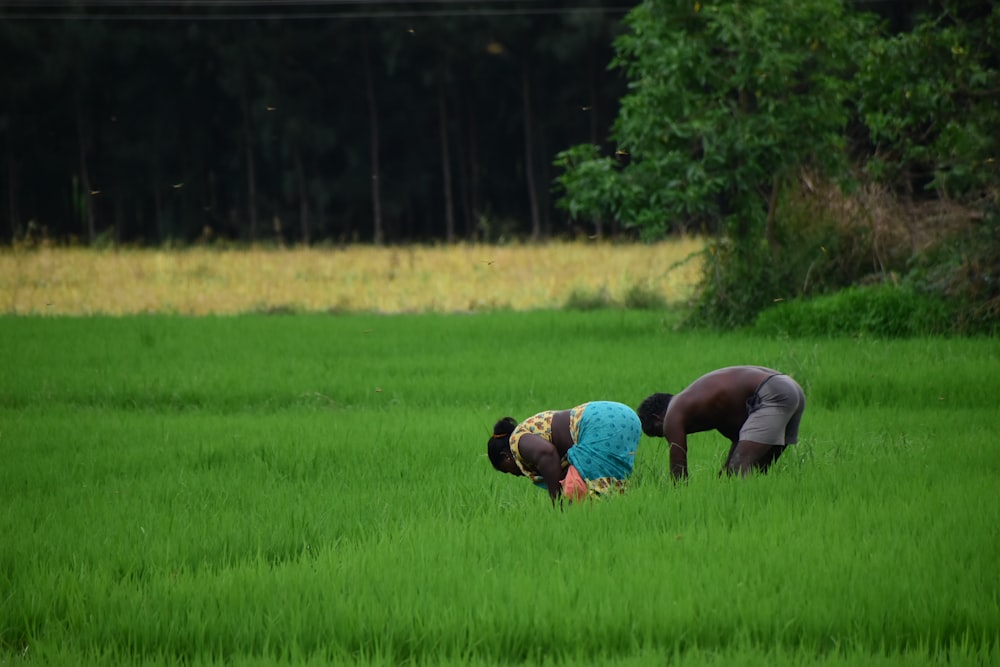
[487,401,642,506]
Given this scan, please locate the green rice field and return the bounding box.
[1,311,998,665]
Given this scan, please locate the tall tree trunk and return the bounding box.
[363,47,384,245]
[240,72,258,242]
[588,52,600,148]
[6,147,19,240]
[466,107,481,240]
[455,97,471,240]
[151,118,165,242]
[113,192,124,244]
[153,179,164,243]
[588,54,604,239]
[765,177,780,256]
[75,89,96,244]
[521,65,541,240]
[294,146,311,245]
[438,87,455,243]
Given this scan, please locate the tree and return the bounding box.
[856,1,1000,332]
[856,1,999,203]
[556,0,876,325]
[0,3,632,246]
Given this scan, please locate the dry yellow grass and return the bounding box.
[0,240,704,316]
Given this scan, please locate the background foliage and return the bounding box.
[556,0,999,330]
[3,1,997,334]
[0,0,632,245]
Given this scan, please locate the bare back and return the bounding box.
[666,366,779,441]
[549,409,575,456]
[649,365,798,480]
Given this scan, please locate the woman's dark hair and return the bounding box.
[637,393,673,437]
[486,416,518,470]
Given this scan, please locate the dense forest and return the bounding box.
[2,0,643,245]
[2,0,955,247]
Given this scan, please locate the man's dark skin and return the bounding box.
[493,410,573,504]
[641,366,789,480]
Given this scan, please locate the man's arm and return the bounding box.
[663,404,689,481]
[516,434,564,505]
[665,431,689,481]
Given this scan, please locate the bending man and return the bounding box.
[637,366,805,480]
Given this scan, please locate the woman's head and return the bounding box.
[637,393,673,437]
[487,416,520,475]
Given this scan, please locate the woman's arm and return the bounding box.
[516,433,564,505]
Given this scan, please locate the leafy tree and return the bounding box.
[856,0,999,202]
[560,0,873,234]
[556,0,878,325]
[853,1,999,331]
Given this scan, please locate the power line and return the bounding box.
[0,0,895,21]
[0,9,633,20]
[0,0,632,20]
[2,0,623,3]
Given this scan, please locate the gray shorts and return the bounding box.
[739,374,806,446]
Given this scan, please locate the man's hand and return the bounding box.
[667,439,689,482]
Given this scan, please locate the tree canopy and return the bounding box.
[556,0,999,328]
[0,0,632,245]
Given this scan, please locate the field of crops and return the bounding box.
[0,241,703,316]
[2,305,998,665]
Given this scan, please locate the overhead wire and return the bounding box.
[3,0,623,4]
[0,0,899,21]
[0,0,633,20]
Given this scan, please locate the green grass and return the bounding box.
[1,312,998,665]
[752,285,968,337]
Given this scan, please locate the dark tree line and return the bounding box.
[0,0,633,245]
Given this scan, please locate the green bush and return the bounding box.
[682,178,875,329]
[902,205,1000,336]
[685,237,784,328]
[622,282,668,310]
[562,285,614,311]
[560,282,670,312]
[753,284,958,337]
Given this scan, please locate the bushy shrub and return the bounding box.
[685,177,992,333]
[622,283,668,310]
[685,237,785,328]
[684,177,903,329]
[903,204,1000,336]
[753,284,958,337]
[562,286,614,311]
